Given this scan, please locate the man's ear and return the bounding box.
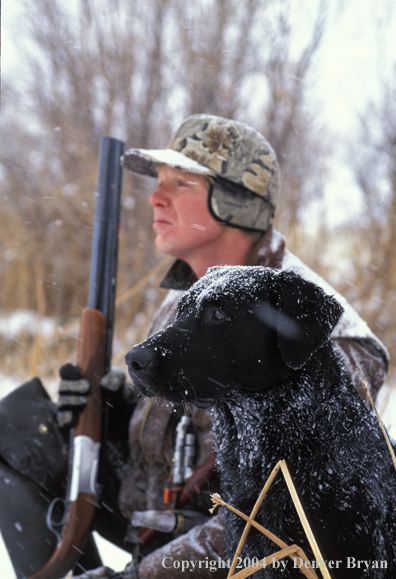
[275,270,344,369]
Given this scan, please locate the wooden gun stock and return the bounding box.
[29,308,106,579]
[137,455,217,548]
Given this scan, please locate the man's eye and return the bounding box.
[212,309,231,322]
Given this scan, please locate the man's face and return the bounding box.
[149,165,226,262]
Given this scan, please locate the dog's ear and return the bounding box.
[274,270,344,369]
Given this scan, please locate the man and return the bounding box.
[0,115,389,578]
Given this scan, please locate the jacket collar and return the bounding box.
[159,227,286,290]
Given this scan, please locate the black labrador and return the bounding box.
[125,266,396,578]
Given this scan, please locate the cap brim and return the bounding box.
[121,148,215,178]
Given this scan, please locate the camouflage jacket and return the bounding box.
[118,228,389,579]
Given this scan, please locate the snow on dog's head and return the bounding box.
[126,266,344,407]
[178,265,344,370]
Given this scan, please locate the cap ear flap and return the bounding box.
[208,180,274,233]
[275,270,344,369]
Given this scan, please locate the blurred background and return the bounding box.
[1,0,396,572]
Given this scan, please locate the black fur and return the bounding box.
[125,266,396,578]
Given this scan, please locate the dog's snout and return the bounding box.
[125,348,153,373]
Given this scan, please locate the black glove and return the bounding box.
[56,364,128,427]
[57,363,90,427]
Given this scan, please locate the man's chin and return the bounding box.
[154,234,177,256]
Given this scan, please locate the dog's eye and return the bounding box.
[212,309,231,322]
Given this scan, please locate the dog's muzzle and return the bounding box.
[124,347,157,398]
[125,347,153,374]
[125,344,217,408]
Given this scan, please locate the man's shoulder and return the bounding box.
[281,250,388,356]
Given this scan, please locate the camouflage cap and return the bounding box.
[122,114,280,232]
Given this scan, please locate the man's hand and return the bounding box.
[99,367,126,392]
[57,363,90,427]
[56,364,127,427]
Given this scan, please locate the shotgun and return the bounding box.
[28,135,124,579]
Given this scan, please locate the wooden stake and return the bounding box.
[210,460,332,579]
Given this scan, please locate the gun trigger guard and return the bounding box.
[46,497,67,544]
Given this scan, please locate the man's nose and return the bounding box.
[149,185,170,207]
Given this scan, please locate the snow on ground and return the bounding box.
[93,532,132,569]
[0,531,131,578]
[0,532,16,578]
[0,311,58,339]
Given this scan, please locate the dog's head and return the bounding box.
[125,266,344,408]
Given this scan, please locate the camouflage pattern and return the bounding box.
[168,115,279,203]
[122,114,280,232]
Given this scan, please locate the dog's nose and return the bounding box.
[125,348,153,373]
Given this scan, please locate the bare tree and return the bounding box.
[341,67,396,376]
[255,0,331,258]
